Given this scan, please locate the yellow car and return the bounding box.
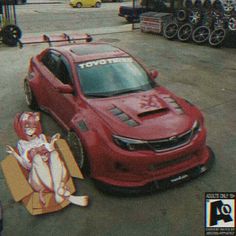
[70,0,102,8]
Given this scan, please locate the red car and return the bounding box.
[24,42,214,193]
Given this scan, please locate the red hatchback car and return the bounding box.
[24,42,214,193]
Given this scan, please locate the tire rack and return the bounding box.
[163,0,236,47]
[140,0,236,47]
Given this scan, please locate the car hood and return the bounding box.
[87,88,196,140]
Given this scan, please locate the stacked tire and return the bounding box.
[163,0,236,47]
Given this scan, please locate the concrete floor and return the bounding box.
[0,29,235,236]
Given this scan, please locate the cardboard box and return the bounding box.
[1,139,83,215]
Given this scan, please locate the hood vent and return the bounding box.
[110,107,139,127]
[138,108,168,118]
[163,96,184,115]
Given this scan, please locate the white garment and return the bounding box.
[17,134,54,170]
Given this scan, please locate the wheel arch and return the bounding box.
[76,1,82,7]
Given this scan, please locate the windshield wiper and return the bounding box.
[85,93,110,98]
[111,89,145,96]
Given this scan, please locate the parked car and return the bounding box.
[119,5,146,23]
[119,0,178,23]
[70,0,101,8]
[24,41,214,193]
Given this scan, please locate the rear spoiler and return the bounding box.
[18,33,92,48]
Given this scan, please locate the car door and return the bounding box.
[83,0,90,7]
[40,50,77,129]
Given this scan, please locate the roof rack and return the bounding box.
[18,33,93,48]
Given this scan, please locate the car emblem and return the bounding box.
[169,136,178,142]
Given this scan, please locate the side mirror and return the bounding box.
[149,69,159,80]
[56,84,73,94]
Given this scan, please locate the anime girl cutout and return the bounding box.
[6,112,88,207]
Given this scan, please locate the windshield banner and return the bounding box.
[78,57,133,69]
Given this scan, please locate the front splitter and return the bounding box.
[93,146,215,195]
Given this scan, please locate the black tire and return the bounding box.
[192,25,210,43]
[67,131,90,175]
[209,28,226,47]
[2,25,22,46]
[177,23,193,41]
[24,79,38,109]
[95,2,101,7]
[76,2,82,8]
[163,22,178,39]
[176,9,187,22]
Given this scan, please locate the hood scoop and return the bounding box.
[138,108,169,118]
[109,107,139,127]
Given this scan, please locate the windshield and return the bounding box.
[77,57,156,97]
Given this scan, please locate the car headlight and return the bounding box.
[192,120,201,136]
[113,135,149,151]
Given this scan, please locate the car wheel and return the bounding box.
[2,25,22,47]
[192,25,210,44]
[24,79,38,109]
[67,131,90,175]
[177,23,193,41]
[209,28,226,47]
[76,2,82,8]
[95,2,101,7]
[188,9,202,25]
[163,22,178,39]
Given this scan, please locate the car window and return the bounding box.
[57,57,72,85]
[42,51,72,85]
[41,51,60,76]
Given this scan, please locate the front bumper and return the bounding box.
[90,127,209,184]
[93,146,215,194]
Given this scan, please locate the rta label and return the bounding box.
[205,192,235,235]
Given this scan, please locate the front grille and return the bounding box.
[149,154,193,171]
[148,129,193,152]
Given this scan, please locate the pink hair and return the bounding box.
[14,112,43,140]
